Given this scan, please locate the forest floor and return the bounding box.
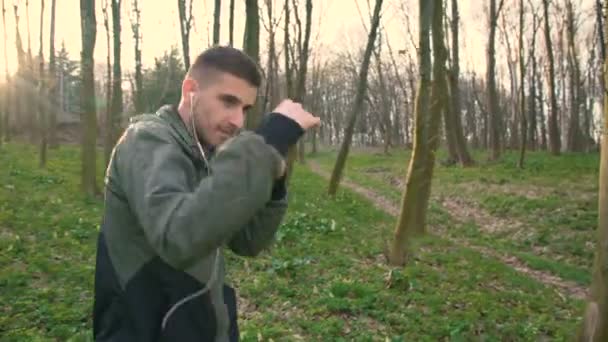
[0,144,595,341]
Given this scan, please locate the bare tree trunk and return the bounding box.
[527,9,540,151]
[38,0,47,167]
[487,0,505,160]
[293,0,313,164]
[539,74,547,150]
[517,0,526,168]
[566,0,583,152]
[213,0,221,45]
[102,0,112,164]
[80,0,98,196]
[577,5,608,338]
[243,0,261,130]
[13,3,25,136]
[1,0,10,144]
[107,0,123,167]
[328,0,383,195]
[48,0,57,148]
[25,0,35,140]
[542,0,561,155]
[388,0,445,266]
[178,0,193,69]
[229,0,235,46]
[448,0,473,166]
[131,0,143,113]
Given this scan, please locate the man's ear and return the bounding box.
[182,78,198,104]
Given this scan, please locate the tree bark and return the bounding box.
[327,0,383,196]
[487,0,504,160]
[1,0,10,144]
[577,4,608,338]
[542,0,561,155]
[388,0,446,266]
[448,0,473,166]
[517,0,527,168]
[213,0,221,45]
[80,0,99,196]
[38,0,47,167]
[107,0,123,167]
[229,0,235,46]
[48,0,57,148]
[566,0,583,152]
[243,0,261,130]
[131,0,143,113]
[178,0,193,69]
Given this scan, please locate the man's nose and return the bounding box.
[229,109,245,129]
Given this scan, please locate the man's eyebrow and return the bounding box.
[218,94,242,104]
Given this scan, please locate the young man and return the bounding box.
[92,46,320,341]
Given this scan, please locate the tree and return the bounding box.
[141,47,186,112]
[178,0,194,70]
[48,0,58,148]
[107,0,123,167]
[1,0,9,144]
[517,0,526,168]
[447,0,474,166]
[327,0,383,196]
[213,0,221,45]
[131,0,144,113]
[80,0,99,196]
[229,0,235,46]
[13,3,26,135]
[487,0,506,160]
[293,0,313,163]
[38,0,47,167]
[566,0,583,152]
[542,0,561,155]
[243,0,261,129]
[388,0,447,265]
[102,0,112,164]
[577,4,608,339]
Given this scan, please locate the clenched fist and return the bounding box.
[273,99,321,131]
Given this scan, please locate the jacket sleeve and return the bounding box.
[120,124,282,269]
[227,197,288,257]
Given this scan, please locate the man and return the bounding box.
[92,46,320,341]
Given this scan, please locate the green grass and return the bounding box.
[0,144,588,340]
[311,147,598,286]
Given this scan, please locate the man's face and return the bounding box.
[190,72,257,147]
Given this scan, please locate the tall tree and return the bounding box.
[131,0,143,113]
[178,0,194,69]
[327,0,383,196]
[527,2,540,151]
[542,0,561,155]
[243,0,261,129]
[38,0,46,167]
[578,5,608,339]
[448,0,474,166]
[213,0,221,45]
[102,0,112,164]
[294,0,313,163]
[517,0,526,168]
[229,0,235,46]
[80,0,98,196]
[566,0,583,152]
[388,0,447,265]
[1,0,9,144]
[48,0,57,148]
[13,3,25,134]
[107,0,123,167]
[487,0,506,160]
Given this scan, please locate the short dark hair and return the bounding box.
[187,46,262,87]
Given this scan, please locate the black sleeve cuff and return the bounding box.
[254,112,304,157]
[271,176,287,200]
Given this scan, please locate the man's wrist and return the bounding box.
[255,113,304,157]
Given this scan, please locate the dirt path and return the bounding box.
[306,161,588,301]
